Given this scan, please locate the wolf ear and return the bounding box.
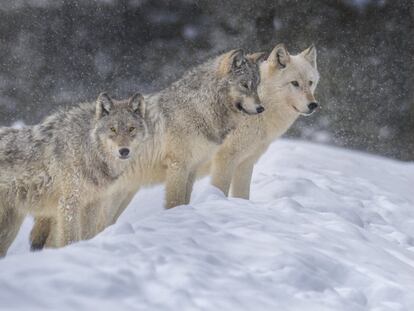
[301,44,317,68]
[268,44,290,69]
[246,52,267,64]
[231,49,245,69]
[128,92,145,117]
[217,49,246,76]
[96,92,113,119]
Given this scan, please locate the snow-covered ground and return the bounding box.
[1,140,414,311]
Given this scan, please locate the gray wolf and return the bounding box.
[0,92,147,255]
[108,48,263,213]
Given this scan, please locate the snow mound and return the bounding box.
[2,140,414,311]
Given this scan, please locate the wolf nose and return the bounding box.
[256,106,265,114]
[119,148,130,157]
[308,102,318,111]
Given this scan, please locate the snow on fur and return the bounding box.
[2,140,414,311]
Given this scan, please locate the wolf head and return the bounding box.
[217,49,264,115]
[94,92,147,161]
[260,44,320,116]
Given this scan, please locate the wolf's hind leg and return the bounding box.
[30,217,52,251]
[185,170,196,204]
[44,217,59,248]
[0,208,25,257]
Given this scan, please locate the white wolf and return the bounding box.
[210,44,320,198]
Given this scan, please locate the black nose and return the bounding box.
[256,106,265,114]
[119,148,130,157]
[308,102,318,111]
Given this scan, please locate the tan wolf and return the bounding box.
[30,49,264,249]
[0,92,147,255]
[210,44,320,198]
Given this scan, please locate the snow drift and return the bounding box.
[1,140,414,311]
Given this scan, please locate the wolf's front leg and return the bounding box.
[56,196,81,247]
[81,200,102,240]
[185,169,197,204]
[165,158,191,209]
[229,156,256,199]
[211,150,237,197]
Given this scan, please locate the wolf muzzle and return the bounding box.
[118,148,130,159]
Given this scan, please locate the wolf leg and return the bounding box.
[30,217,52,251]
[0,207,25,257]
[56,196,81,247]
[229,156,256,199]
[81,200,105,240]
[185,170,196,204]
[211,150,237,197]
[165,158,191,209]
[44,217,59,248]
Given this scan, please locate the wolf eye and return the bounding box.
[129,127,136,132]
[110,127,116,133]
[309,81,313,86]
[291,81,299,87]
[240,82,249,90]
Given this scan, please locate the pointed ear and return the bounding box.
[268,44,290,69]
[96,92,113,119]
[128,92,145,117]
[301,44,317,68]
[217,49,245,77]
[231,49,245,70]
[246,52,267,64]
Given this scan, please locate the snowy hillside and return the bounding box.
[2,140,414,311]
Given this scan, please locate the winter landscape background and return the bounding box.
[1,1,414,310]
[0,0,412,160]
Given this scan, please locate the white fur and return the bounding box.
[209,44,320,198]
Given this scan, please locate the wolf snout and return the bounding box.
[236,100,265,115]
[118,148,130,159]
[308,102,319,112]
[256,106,265,114]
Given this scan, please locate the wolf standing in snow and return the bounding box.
[86,49,262,216]
[30,48,263,249]
[0,92,147,255]
[95,48,263,213]
[209,44,320,198]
